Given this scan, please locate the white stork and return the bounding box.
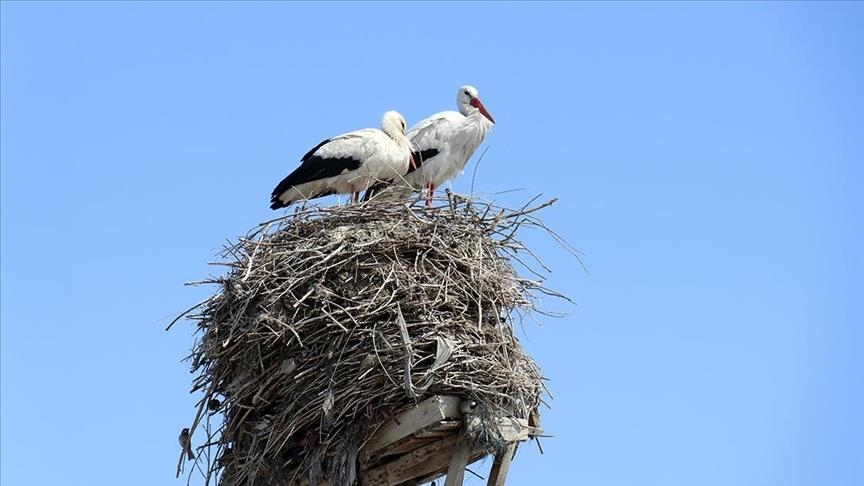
[270,111,415,210]
[365,85,495,205]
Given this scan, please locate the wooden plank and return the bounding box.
[361,461,390,486]
[460,416,540,445]
[496,417,542,442]
[362,395,462,457]
[428,419,463,432]
[361,435,460,486]
[486,442,517,486]
[415,430,456,439]
[496,417,529,442]
[443,432,470,486]
[370,418,464,462]
[380,436,436,457]
[399,435,460,481]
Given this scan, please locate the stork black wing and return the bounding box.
[270,139,363,209]
[407,148,440,175]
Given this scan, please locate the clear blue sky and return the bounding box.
[2,2,861,485]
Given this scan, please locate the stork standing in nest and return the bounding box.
[270,110,416,209]
[365,86,495,205]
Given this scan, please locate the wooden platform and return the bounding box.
[357,396,542,486]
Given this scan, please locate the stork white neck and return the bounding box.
[456,112,493,160]
[380,110,413,152]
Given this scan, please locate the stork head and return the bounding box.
[380,110,408,139]
[457,85,495,123]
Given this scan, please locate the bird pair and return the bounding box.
[269,85,495,210]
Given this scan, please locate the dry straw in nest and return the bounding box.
[172,192,575,485]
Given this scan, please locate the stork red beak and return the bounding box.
[469,98,495,123]
[409,154,417,170]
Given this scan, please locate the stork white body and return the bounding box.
[401,86,495,204]
[270,111,414,209]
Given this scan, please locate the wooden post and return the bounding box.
[443,432,470,486]
[486,443,517,486]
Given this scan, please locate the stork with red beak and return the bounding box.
[270,111,416,209]
[365,85,495,205]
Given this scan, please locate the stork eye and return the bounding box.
[464,90,471,96]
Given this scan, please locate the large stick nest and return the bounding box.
[177,193,572,485]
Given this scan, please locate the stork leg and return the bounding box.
[425,183,436,207]
[351,192,359,204]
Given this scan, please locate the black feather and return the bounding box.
[270,139,363,209]
[361,181,388,202]
[407,148,440,175]
[300,139,331,163]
